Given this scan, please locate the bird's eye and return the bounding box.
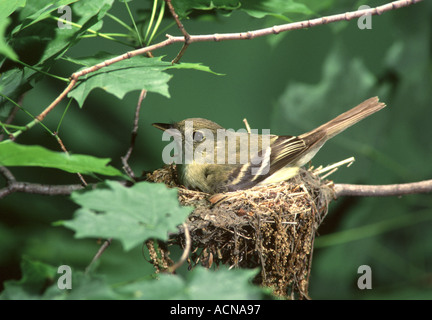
[193,130,205,142]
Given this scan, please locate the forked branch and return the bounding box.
[33,0,423,123]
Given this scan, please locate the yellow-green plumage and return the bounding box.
[153,97,386,194]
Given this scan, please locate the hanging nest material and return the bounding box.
[145,164,336,299]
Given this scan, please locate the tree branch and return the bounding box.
[165,0,191,64]
[0,166,83,199]
[121,89,147,179]
[168,0,423,43]
[166,222,191,273]
[85,238,112,275]
[0,181,83,199]
[53,132,88,187]
[31,0,422,124]
[333,179,432,197]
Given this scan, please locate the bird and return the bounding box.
[152,96,386,194]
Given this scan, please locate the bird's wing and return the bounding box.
[225,135,306,191]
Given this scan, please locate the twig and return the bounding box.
[36,79,77,122]
[53,132,88,187]
[0,105,20,142]
[121,89,147,179]
[243,118,252,134]
[85,238,112,274]
[165,0,191,64]
[33,0,421,123]
[167,0,422,43]
[167,223,191,273]
[334,179,432,197]
[34,39,172,123]
[0,166,16,183]
[0,180,83,199]
[0,166,83,199]
[314,157,355,179]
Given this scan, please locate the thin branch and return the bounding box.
[0,180,83,199]
[0,166,83,199]
[0,166,16,183]
[167,0,423,43]
[333,179,432,198]
[167,223,191,273]
[85,238,112,274]
[122,89,147,179]
[34,39,173,123]
[35,78,77,122]
[0,105,20,142]
[243,118,252,134]
[165,0,191,64]
[32,0,421,123]
[314,157,355,180]
[53,133,88,187]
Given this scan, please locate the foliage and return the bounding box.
[1,258,265,299]
[59,180,193,250]
[1,0,431,300]
[0,140,123,176]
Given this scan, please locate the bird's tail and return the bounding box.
[300,96,386,142]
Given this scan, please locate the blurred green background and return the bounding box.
[1,0,431,299]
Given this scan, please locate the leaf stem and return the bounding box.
[0,93,54,140]
[123,1,143,46]
[106,13,135,33]
[0,122,12,136]
[16,60,69,82]
[51,16,134,47]
[145,0,159,43]
[148,1,165,45]
[56,98,73,134]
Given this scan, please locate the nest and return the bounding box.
[145,164,335,299]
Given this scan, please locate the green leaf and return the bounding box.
[68,56,170,107]
[1,0,116,113]
[0,0,26,56]
[37,0,114,64]
[116,266,267,299]
[67,55,220,107]
[13,0,79,33]
[62,51,116,67]
[0,0,26,19]
[0,18,18,61]
[60,181,193,250]
[172,0,241,18]
[0,140,123,177]
[0,69,34,117]
[8,0,114,67]
[171,0,313,20]
[168,61,224,75]
[73,0,114,29]
[241,0,314,21]
[0,258,118,300]
[1,258,267,300]
[61,272,118,300]
[13,0,111,35]
[0,257,57,300]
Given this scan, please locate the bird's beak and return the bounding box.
[152,123,172,131]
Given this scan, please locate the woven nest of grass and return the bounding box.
[145,164,335,299]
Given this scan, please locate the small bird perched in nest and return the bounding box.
[153,97,386,194]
